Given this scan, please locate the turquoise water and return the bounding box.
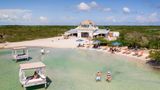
[0,48,160,90]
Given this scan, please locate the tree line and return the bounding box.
[0,25,75,42]
[0,25,160,63]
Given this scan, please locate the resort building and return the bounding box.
[64,20,110,38]
[107,31,120,41]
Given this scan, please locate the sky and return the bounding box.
[0,0,160,25]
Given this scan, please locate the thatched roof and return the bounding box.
[80,20,95,25]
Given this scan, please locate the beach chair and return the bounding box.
[116,47,121,52]
[132,51,138,56]
[126,50,132,54]
[86,45,90,48]
[137,51,144,57]
[122,49,128,54]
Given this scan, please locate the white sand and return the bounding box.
[78,47,150,62]
[0,36,78,49]
[0,36,149,62]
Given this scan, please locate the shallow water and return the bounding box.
[0,48,160,90]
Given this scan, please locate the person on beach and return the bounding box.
[111,47,115,54]
[106,71,112,82]
[96,71,102,81]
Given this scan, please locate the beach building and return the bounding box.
[107,31,120,41]
[64,20,110,38]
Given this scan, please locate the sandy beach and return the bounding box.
[0,36,78,49]
[0,36,149,62]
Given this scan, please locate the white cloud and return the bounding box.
[136,12,159,23]
[22,13,32,21]
[77,1,111,12]
[90,1,98,8]
[0,9,32,22]
[103,8,111,12]
[39,16,48,22]
[123,7,130,13]
[77,2,91,11]
[0,9,50,25]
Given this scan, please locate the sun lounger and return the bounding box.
[126,50,131,54]
[137,51,144,57]
[132,51,138,56]
[122,50,126,54]
[122,49,129,54]
[116,48,121,52]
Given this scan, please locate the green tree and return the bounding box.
[93,37,110,46]
[148,36,160,49]
[123,32,149,48]
[149,50,160,63]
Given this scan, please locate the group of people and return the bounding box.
[109,47,121,54]
[96,71,112,82]
[77,43,85,47]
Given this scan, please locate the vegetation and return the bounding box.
[149,50,160,64]
[0,25,160,49]
[95,26,160,49]
[93,37,110,45]
[108,26,160,49]
[0,25,160,64]
[0,25,76,42]
[149,50,160,61]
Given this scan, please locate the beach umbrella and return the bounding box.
[76,39,84,42]
[112,42,121,46]
[92,40,101,45]
[76,39,85,45]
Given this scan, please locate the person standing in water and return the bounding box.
[106,71,112,82]
[41,48,45,55]
[96,71,102,81]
